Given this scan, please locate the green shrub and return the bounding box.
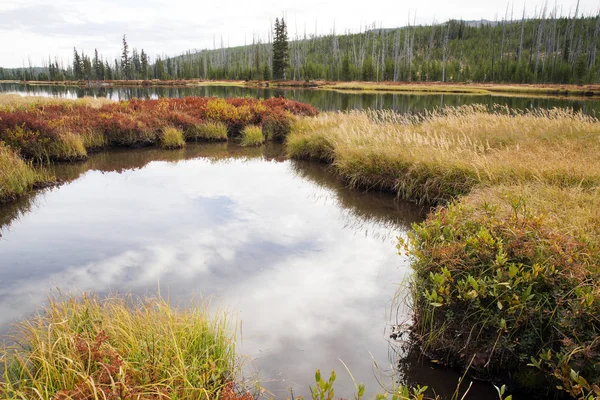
[404,185,600,398]
[240,125,264,147]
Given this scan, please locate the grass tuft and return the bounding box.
[161,126,186,149]
[0,293,240,400]
[0,143,52,203]
[239,125,264,147]
[185,121,229,142]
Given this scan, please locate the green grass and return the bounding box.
[239,125,264,147]
[0,143,52,203]
[0,293,239,400]
[161,126,186,149]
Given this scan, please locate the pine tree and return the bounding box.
[73,48,83,80]
[121,34,131,80]
[140,49,149,80]
[272,17,289,80]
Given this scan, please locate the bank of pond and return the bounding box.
[0,95,599,399]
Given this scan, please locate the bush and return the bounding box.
[405,185,600,398]
[240,125,264,147]
[263,110,294,142]
[160,126,186,149]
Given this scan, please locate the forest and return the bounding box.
[1,7,600,85]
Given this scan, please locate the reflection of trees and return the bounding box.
[2,83,599,115]
[290,160,426,234]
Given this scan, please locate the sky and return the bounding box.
[0,0,598,68]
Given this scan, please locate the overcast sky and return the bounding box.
[1,0,598,68]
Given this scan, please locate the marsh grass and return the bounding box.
[0,94,110,111]
[0,293,240,400]
[185,122,229,142]
[239,125,264,147]
[0,143,51,203]
[161,126,186,149]
[288,106,600,204]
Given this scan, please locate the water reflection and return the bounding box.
[2,82,599,115]
[0,144,422,398]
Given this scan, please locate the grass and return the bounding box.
[0,94,110,111]
[287,105,600,398]
[288,106,600,204]
[0,143,51,203]
[161,126,186,149]
[185,122,229,142]
[239,125,264,147]
[0,293,244,400]
[320,81,600,98]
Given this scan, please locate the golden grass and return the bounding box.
[322,82,600,97]
[161,126,186,149]
[239,125,264,147]
[0,94,111,111]
[0,143,51,203]
[185,121,229,141]
[0,293,239,399]
[288,106,600,204]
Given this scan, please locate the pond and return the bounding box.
[2,81,600,115]
[0,143,498,399]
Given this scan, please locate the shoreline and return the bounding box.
[3,79,600,99]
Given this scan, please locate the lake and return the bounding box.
[1,81,600,115]
[0,83,550,398]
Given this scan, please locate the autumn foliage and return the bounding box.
[0,97,318,162]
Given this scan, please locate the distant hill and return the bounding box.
[2,15,599,84]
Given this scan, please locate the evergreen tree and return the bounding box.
[121,35,131,80]
[73,48,83,80]
[272,17,289,80]
[140,49,149,79]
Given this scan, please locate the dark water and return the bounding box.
[0,144,498,399]
[2,82,600,115]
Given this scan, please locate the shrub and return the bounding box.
[160,126,186,149]
[405,185,600,398]
[240,125,264,147]
[263,110,294,142]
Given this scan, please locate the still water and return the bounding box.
[2,81,600,115]
[0,144,497,398]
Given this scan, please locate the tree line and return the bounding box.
[2,5,600,84]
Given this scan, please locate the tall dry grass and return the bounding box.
[288,105,600,204]
[0,94,111,111]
